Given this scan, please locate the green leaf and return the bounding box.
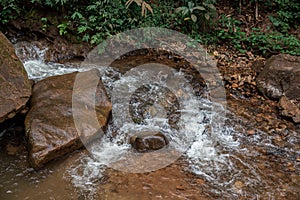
[206,4,216,10]
[205,13,210,20]
[86,5,95,11]
[188,2,194,9]
[71,11,83,20]
[77,25,88,33]
[41,17,47,22]
[193,6,206,11]
[175,7,186,13]
[191,14,197,22]
[82,34,90,42]
[183,9,189,16]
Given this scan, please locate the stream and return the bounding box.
[0,41,300,199]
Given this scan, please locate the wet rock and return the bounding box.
[44,37,90,62]
[279,96,300,123]
[25,70,112,168]
[0,32,31,123]
[256,54,300,99]
[129,131,169,152]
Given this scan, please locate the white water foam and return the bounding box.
[65,65,244,198]
[14,41,95,80]
[66,155,106,199]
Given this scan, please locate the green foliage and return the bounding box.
[217,15,246,51]
[63,0,182,44]
[57,21,70,35]
[215,15,300,55]
[246,30,300,55]
[0,0,299,56]
[0,0,21,24]
[30,0,73,7]
[70,0,135,44]
[175,0,217,33]
[176,2,207,22]
[269,0,300,33]
[41,17,48,31]
[125,0,153,17]
[137,2,178,28]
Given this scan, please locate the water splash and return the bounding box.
[66,66,242,198]
[14,41,94,80]
[66,155,107,199]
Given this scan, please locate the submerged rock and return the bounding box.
[25,70,112,168]
[0,32,31,123]
[129,131,169,152]
[129,84,180,129]
[256,54,300,100]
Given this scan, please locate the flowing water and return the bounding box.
[0,42,299,199]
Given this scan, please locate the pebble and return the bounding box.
[16,173,23,177]
[278,124,287,129]
[195,178,205,185]
[176,185,185,190]
[143,185,151,190]
[285,162,296,171]
[255,117,263,122]
[247,130,256,135]
[6,190,12,194]
[233,181,244,189]
[232,83,238,88]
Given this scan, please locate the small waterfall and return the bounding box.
[14,41,92,80]
[13,41,300,199]
[65,67,242,199]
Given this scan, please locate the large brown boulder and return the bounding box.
[256,54,300,100]
[0,32,31,123]
[25,70,112,168]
